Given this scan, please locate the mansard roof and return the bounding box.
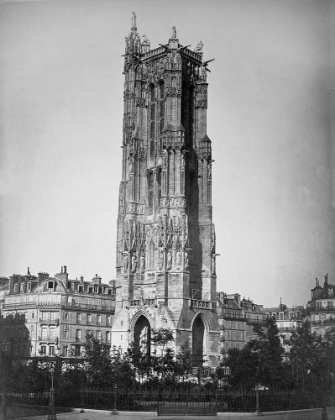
[33,276,68,294]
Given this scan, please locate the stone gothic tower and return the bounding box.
[112,14,220,366]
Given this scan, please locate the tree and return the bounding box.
[224,346,259,390]
[290,322,335,392]
[84,333,113,387]
[249,317,286,389]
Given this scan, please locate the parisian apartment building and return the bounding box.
[304,274,335,337]
[0,266,115,358]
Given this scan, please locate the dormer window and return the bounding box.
[27,282,31,292]
[20,283,25,293]
[48,281,54,290]
[14,284,19,293]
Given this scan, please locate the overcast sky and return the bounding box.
[0,0,334,307]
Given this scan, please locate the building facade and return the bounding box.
[241,298,268,343]
[264,300,303,354]
[1,267,115,358]
[305,275,335,336]
[112,16,221,366]
[217,293,246,353]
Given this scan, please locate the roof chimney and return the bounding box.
[316,277,319,287]
[92,274,102,286]
[55,266,68,283]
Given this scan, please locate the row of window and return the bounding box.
[63,326,110,341]
[13,282,32,293]
[69,282,114,295]
[64,312,111,325]
[225,341,244,350]
[224,321,244,330]
[225,331,244,341]
[73,329,111,342]
[270,312,302,320]
[315,301,334,310]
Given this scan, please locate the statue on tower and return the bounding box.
[131,12,137,31]
[194,41,203,52]
[171,26,177,39]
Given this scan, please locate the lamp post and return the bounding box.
[47,364,57,420]
[111,345,119,415]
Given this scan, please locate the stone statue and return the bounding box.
[140,255,145,270]
[171,26,177,39]
[194,41,203,52]
[131,12,137,30]
[162,149,167,169]
[131,255,137,272]
[123,254,129,272]
[167,250,172,269]
[158,247,164,269]
[176,250,181,265]
[212,254,216,274]
[184,252,189,267]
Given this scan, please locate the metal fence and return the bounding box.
[6,388,328,415]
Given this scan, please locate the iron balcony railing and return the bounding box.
[61,302,115,313]
[311,319,335,326]
[38,335,58,342]
[39,318,59,325]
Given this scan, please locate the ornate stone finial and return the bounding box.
[171,26,177,39]
[131,12,137,31]
[142,34,150,43]
[142,34,150,53]
[194,41,203,52]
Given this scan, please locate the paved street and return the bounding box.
[11,407,335,420]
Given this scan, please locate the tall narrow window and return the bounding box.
[159,81,165,134]
[149,84,155,143]
[147,172,154,215]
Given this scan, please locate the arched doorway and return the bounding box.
[192,315,205,366]
[134,315,151,355]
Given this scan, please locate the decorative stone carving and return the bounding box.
[194,41,203,52]
[123,254,129,272]
[140,254,145,271]
[184,251,189,268]
[176,250,181,265]
[167,250,172,270]
[131,255,137,273]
